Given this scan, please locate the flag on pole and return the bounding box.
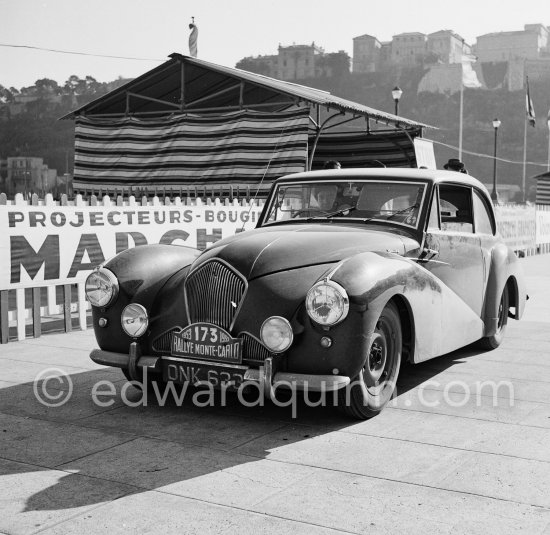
[526,76,536,127]
[189,17,198,58]
[461,55,482,88]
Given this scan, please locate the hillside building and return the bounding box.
[5,157,60,196]
[352,34,382,73]
[237,43,326,81]
[475,24,549,62]
[352,29,471,72]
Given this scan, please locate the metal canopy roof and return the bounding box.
[61,53,429,131]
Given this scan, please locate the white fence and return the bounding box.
[0,192,264,343]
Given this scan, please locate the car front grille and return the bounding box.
[184,259,247,331]
[239,332,272,363]
[152,327,180,353]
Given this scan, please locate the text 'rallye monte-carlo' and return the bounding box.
[86,168,527,419]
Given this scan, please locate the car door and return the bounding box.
[423,183,485,317]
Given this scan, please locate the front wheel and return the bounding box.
[338,301,402,419]
[478,285,509,350]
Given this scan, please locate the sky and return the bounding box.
[1,0,549,89]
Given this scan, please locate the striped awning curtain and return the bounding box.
[310,131,418,169]
[536,178,550,205]
[73,108,310,190]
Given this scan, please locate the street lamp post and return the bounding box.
[392,86,403,116]
[491,118,501,204]
[547,111,550,172]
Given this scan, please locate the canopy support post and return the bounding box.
[308,110,345,170]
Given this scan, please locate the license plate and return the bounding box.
[171,322,242,364]
[162,358,247,390]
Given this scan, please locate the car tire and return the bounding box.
[478,285,509,350]
[338,301,402,420]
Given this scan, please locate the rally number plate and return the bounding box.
[163,358,247,390]
[171,323,242,364]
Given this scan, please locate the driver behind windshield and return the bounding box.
[313,185,338,210]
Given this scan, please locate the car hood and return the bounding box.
[191,224,420,280]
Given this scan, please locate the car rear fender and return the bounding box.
[483,245,527,335]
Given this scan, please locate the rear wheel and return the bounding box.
[478,285,509,350]
[338,301,402,419]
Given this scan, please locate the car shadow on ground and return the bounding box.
[397,341,491,395]
[0,344,487,515]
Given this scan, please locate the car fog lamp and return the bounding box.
[320,336,333,348]
[306,280,349,326]
[260,316,293,353]
[85,268,119,308]
[121,304,149,338]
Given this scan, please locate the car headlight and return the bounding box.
[306,280,349,326]
[261,316,293,353]
[85,268,119,308]
[121,304,149,338]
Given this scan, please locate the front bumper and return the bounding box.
[90,344,350,393]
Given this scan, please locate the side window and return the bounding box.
[439,184,473,233]
[427,189,440,229]
[473,190,495,235]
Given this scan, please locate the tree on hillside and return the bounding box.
[35,78,61,96]
[235,57,272,76]
[0,85,16,103]
[316,51,351,78]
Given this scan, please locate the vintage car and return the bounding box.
[86,169,527,419]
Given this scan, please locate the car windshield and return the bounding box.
[263,179,426,229]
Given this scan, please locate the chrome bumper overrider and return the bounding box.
[90,343,350,393]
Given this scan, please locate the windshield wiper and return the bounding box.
[362,203,419,223]
[308,206,357,220]
[386,203,419,220]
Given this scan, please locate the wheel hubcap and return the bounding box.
[366,332,387,384]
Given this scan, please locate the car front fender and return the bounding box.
[329,252,484,364]
[91,244,200,353]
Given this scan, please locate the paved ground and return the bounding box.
[0,255,549,534]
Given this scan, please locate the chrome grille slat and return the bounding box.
[240,332,272,363]
[152,328,179,353]
[185,260,246,330]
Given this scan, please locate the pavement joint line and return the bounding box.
[407,365,550,385]
[0,453,145,493]
[51,437,142,469]
[334,427,550,464]
[386,405,550,430]
[395,382,550,406]
[28,495,138,535]
[281,417,550,461]
[0,406,132,427]
[417,357,550,373]
[0,358,87,373]
[0,409,140,443]
[233,455,550,512]
[0,359,104,372]
[145,487,362,535]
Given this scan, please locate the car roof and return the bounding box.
[276,168,490,196]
